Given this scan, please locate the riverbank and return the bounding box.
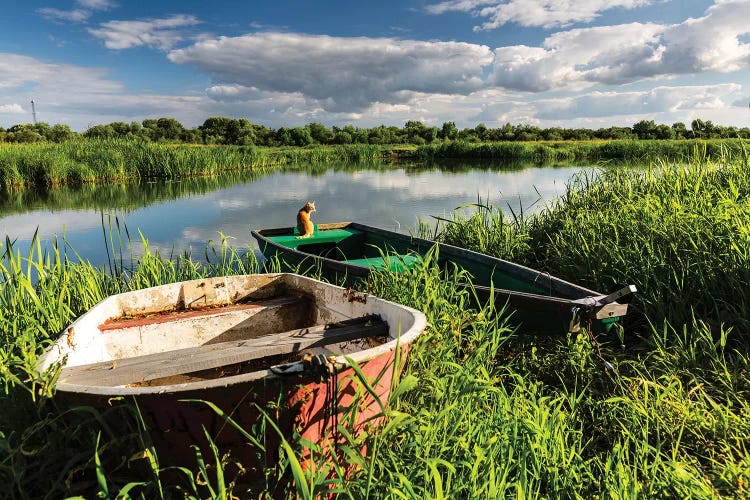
[1,138,748,191]
[1,155,748,497]
[0,140,388,190]
[409,137,750,163]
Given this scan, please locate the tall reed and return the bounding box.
[410,138,749,164]
[2,153,749,497]
[433,156,750,333]
[0,140,387,190]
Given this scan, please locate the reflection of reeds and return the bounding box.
[2,153,750,497]
[0,156,584,218]
[0,140,387,190]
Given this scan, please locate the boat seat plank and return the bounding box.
[267,228,363,249]
[347,253,422,272]
[61,317,388,387]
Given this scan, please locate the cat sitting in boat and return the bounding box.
[296,201,316,238]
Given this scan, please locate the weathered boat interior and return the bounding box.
[53,274,389,388]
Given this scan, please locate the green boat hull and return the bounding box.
[251,222,631,336]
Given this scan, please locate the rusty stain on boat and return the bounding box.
[344,288,367,304]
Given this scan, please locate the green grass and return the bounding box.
[0,140,387,190]
[1,154,749,497]
[3,137,749,192]
[410,138,750,164]
[432,155,750,333]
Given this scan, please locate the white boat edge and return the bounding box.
[37,273,428,397]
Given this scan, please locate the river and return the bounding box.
[0,162,592,267]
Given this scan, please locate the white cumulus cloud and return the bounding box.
[38,8,91,23]
[426,0,652,29]
[89,14,200,50]
[491,23,664,91]
[0,104,25,114]
[533,84,743,120]
[490,1,750,92]
[37,0,115,23]
[77,0,116,9]
[168,32,493,112]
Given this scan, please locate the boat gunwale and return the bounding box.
[251,221,603,300]
[43,273,427,397]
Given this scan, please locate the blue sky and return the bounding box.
[1,0,749,131]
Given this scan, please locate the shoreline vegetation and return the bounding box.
[1,137,749,190]
[1,154,749,497]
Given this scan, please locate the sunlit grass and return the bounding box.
[1,153,749,497]
[411,138,750,164]
[0,140,386,190]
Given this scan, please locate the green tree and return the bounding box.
[691,119,706,138]
[307,122,333,144]
[544,127,565,141]
[84,124,116,139]
[332,131,352,144]
[404,121,437,144]
[632,120,659,139]
[275,127,294,146]
[474,123,488,141]
[31,122,52,140]
[8,124,45,142]
[224,118,255,145]
[514,125,542,141]
[438,121,459,141]
[200,117,233,144]
[49,124,75,142]
[153,118,184,141]
[654,124,674,140]
[289,127,313,146]
[671,122,688,139]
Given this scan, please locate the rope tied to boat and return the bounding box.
[270,353,344,455]
[302,353,342,456]
[570,306,614,371]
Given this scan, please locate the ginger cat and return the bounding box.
[296,201,316,238]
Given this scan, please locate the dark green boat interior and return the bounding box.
[265,226,551,296]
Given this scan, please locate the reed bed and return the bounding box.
[1,154,749,497]
[0,140,386,190]
[432,154,750,332]
[410,138,749,164]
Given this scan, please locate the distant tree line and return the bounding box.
[1,117,749,145]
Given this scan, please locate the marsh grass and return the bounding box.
[433,156,750,334]
[2,154,750,497]
[411,138,750,164]
[0,140,386,190]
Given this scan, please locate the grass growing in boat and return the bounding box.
[2,154,750,497]
[0,233,273,498]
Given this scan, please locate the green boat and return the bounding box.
[251,222,635,335]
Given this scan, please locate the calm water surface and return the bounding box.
[0,163,590,266]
